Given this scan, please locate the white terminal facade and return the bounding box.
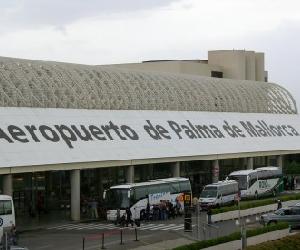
[0,50,299,222]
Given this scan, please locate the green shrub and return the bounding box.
[173,223,289,250]
[212,193,300,215]
[247,231,300,250]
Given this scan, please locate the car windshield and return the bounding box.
[104,188,130,209]
[200,189,217,198]
[274,208,285,215]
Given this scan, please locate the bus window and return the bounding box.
[105,189,130,209]
[135,186,148,200]
[0,200,12,215]
[170,182,180,193]
[179,181,191,193]
[160,184,170,193]
[148,185,160,195]
[229,175,248,190]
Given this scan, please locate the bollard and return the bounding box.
[101,233,105,249]
[134,227,139,241]
[82,237,85,250]
[5,232,8,250]
[120,229,124,245]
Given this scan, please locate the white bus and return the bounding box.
[0,195,15,239]
[103,177,191,221]
[199,180,239,209]
[227,166,282,199]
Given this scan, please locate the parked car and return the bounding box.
[260,206,300,227]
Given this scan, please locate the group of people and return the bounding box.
[81,197,99,219]
[115,208,135,227]
[145,200,182,221]
[114,199,183,227]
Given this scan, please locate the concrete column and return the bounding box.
[212,160,220,183]
[172,162,180,177]
[126,165,134,183]
[3,174,13,196]
[70,169,80,221]
[247,157,254,170]
[277,155,283,170]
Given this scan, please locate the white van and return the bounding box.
[0,195,16,239]
[199,180,239,209]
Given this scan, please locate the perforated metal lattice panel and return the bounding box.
[0,57,297,114]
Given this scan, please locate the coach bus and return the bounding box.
[199,180,239,209]
[103,177,191,221]
[227,166,282,199]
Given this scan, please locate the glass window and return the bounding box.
[159,184,170,193]
[200,189,217,198]
[170,182,180,193]
[135,186,148,200]
[0,201,12,215]
[148,185,160,195]
[104,189,130,209]
[228,175,248,190]
[179,181,191,192]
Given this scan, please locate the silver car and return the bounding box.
[260,206,300,227]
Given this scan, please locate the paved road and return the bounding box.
[17,213,262,250]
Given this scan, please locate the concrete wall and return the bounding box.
[106,50,266,82]
[255,53,265,81]
[208,50,246,80]
[105,61,222,77]
[208,50,266,81]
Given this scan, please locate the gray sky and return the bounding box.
[0,0,299,110]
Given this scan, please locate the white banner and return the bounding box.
[0,107,300,168]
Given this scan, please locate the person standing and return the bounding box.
[126,208,133,227]
[115,208,121,225]
[277,199,282,210]
[146,201,150,221]
[90,199,99,219]
[207,207,212,224]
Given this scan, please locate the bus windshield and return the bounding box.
[200,187,217,198]
[228,175,248,190]
[104,189,130,209]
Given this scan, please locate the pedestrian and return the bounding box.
[175,198,182,217]
[277,199,282,210]
[146,201,150,221]
[90,198,99,219]
[153,204,159,220]
[126,208,133,227]
[9,224,17,246]
[192,196,198,211]
[120,214,126,227]
[207,207,212,224]
[115,208,121,225]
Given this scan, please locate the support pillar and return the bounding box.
[277,155,283,170]
[126,165,134,183]
[172,162,180,177]
[3,174,13,197]
[247,157,254,170]
[212,160,219,183]
[70,169,80,221]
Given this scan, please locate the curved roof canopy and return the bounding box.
[0,56,297,114]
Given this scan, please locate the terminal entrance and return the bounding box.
[0,156,287,226]
[12,171,70,220]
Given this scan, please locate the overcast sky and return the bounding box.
[0,0,299,110]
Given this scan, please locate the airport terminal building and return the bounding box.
[0,50,299,222]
